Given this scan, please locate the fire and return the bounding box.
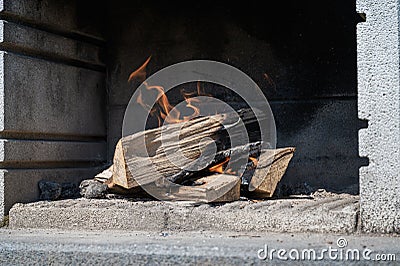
[129,57,201,126]
[209,156,258,175]
[180,89,201,120]
[128,56,151,83]
[196,80,210,96]
[249,156,258,167]
[129,57,262,181]
[208,157,230,174]
[263,72,276,91]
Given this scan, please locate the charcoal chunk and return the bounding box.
[60,182,80,199]
[79,179,108,199]
[39,180,62,200]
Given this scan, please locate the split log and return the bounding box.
[243,147,295,198]
[109,140,137,189]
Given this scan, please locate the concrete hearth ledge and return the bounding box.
[9,191,359,234]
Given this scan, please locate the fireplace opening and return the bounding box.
[106,0,367,194]
[0,0,370,217]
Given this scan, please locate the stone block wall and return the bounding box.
[0,0,107,217]
[357,0,400,233]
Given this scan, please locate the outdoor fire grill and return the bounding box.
[0,0,399,234]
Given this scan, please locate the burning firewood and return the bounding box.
[93,112,294,202]
[108,110,264,189]
[85,140,294,201]
[79,57,295,202]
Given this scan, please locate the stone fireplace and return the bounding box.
[0,0,398,233]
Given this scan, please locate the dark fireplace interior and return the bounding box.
[102,0,366,193]
[2,0,364,196]
[0,0,371,217]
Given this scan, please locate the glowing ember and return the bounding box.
[249,156,258,167]
[208,157,230,174]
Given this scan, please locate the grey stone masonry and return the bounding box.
[0,0,107,218]
[357,0,400,233]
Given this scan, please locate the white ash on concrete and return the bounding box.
[9,191,359,234]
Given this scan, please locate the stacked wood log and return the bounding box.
[89,110,295,202]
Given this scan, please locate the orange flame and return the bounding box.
[225,168,237,175]
[197,81,203,95]
[129,57,202,126]
[181,89,201,121]
[209,157,230,174]
[197,81,210,96]
[263,73,276,91]
[249,156,258,167]
[129,56,152,83]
